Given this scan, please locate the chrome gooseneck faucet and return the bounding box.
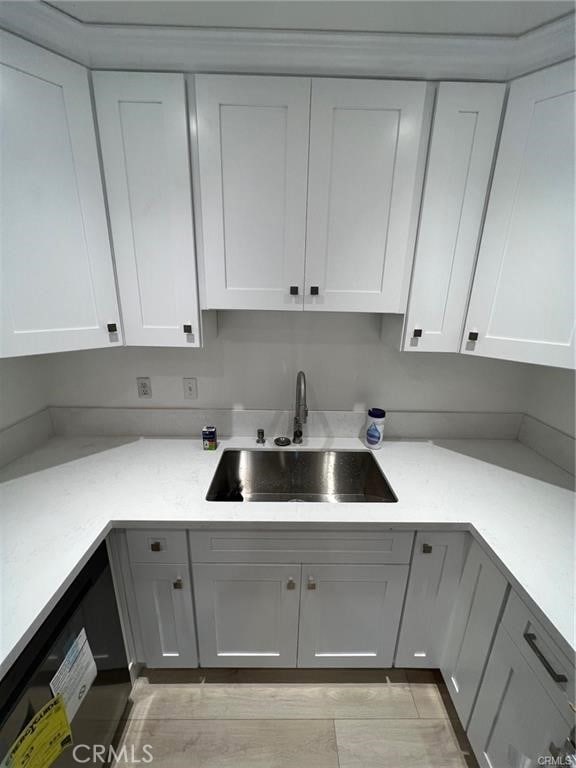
[293,370,308,444]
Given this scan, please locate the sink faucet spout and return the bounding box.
[293,370,308,444]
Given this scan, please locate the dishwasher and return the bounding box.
[0,542,132,767]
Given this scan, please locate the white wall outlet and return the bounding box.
[183,377,198,400]
[137,377,152,398]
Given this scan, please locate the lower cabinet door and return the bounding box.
[468,627,571,768]
[297,564,408,667]
[131,562,198,668]
[441,542,508,727]
[193,563,301,667]
[395,531,469,667]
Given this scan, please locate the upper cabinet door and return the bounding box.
[93,72,201,347]
[194,75,310,310]
[403,83,505,352]
[463,61,575,369]
[0,31,121,358]
[304,78,432,313]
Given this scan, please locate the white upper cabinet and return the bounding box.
[305,78,432,312]
[93,72,201,347]
[194,75,432,313]
[463,60,576,369]
[194,75,310,310]
[403,83,505,351]
[0,31,121,357]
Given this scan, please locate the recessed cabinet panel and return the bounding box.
[193,563,300,667]
[441,541,508,727]
[305,78,432,312]
[189,530,414,564]
[463,60,575,368]
[0,31,121,357]
[395,532,469,668]
[404,83,505,352]
[194,75,310,310]
[297,564,408,667]
[468,627,571,768]
[131,562,198,668]
[93,72,200,347]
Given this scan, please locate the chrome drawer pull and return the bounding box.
[524,632,568,683]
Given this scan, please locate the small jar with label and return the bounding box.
[365,408,386,449]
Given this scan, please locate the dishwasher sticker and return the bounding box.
[0,694,72,768]
[50,628,97,722]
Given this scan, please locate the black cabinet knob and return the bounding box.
[413,328,423,338]
[290,286,299,296]
[183,324,192,334]
[310,286,319,296]
[468,331,479,342]
[107,323,117,333]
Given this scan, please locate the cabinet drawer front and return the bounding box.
[189,530,414,564]
[193,563,300,667]
[502,591,575,722]
[298,564,409,667]
[127,529,188,563]
[468,626,571,768]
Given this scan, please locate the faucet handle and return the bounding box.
[256,428,265,444]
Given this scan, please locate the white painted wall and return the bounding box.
[524,365,575,437]
[42,313,534,415]
[0,356,50,430]
[2,314,572,440]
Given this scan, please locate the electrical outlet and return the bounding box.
[137,377,152,398]
[183,377,198,400]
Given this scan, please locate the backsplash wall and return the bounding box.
[1,314,573,439]
[0,356,50,430]
[43,313,536,416]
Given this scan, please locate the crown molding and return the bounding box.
[0,2,574,81]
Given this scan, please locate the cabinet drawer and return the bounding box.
[189,530,414,564]
[126,529,188,563]
[468,626,572,768]
[502,591,575,723]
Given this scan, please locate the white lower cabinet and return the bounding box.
[193,564,301,667]
[441,541,508,727]
[131,562,198,668]
[298,564,408,667]
[395,532,469,667]
[468,626,572,768]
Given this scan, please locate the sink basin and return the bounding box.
[206,449,398,503]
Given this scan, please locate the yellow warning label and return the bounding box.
[1,694,72,768]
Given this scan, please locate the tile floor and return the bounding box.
[113,670,478,768]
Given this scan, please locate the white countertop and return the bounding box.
[0,435,574,679]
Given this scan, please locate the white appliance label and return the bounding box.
[50,628,97,722]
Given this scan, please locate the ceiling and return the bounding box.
[47,1,575,37]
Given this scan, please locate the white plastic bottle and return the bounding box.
[365,408,386,449]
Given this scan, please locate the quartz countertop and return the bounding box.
[0,435,574,679]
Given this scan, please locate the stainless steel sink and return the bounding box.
[206,449,398,503]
